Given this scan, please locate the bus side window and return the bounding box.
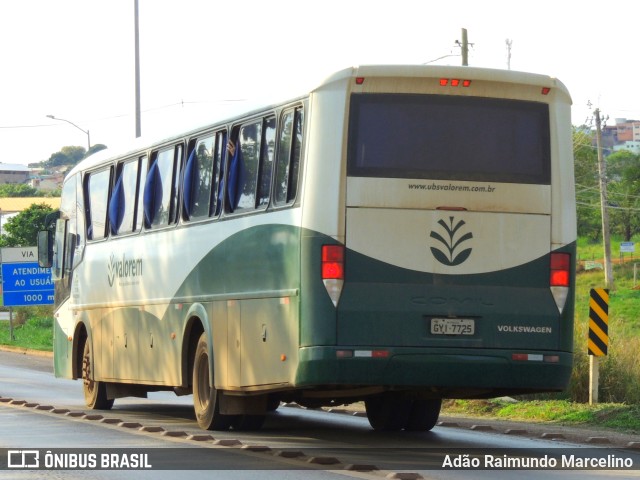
[52,218,66,280]
[211,130,226,217]
[228,122,261,213]
[171,144,183,223]
[144,145,182,228]
[108,159,139,235]
[183,134,214,221]
[257,116,275,209]
[275,107,303,205]
[85,167,112,241]
[135,156,148,231]
[227,116,274,213]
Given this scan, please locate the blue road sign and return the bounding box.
[1,247,54,307]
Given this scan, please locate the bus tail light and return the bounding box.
[322,245,344,307]
[550,253,570,287]
[550,253,571,313]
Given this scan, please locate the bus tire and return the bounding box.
[267,394,281,412]
[365,393,411,431]
[82,340,114,410]
[193,332,233,431]
[404,398,441,431]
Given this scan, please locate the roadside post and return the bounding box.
[588,288,609,404]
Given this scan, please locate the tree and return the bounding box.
[43,144,107,169]
[0,203,55,247]
[573,127,601,240]
[45,145,86,168]
[0,184,39,197]
[87,144,107,157]
[607,150,640,241]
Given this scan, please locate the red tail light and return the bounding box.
[550,253,570,287]
[322,245,344,280]
[439,78,471,87]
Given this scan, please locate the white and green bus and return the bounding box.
[39,65,576,432]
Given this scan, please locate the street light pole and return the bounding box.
[46,115,91,152]
[134,0,142,138]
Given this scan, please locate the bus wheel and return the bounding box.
[266,394,281,412]
[193,332,233,431]
[365,393,411,431]
[404,398,442,431]
[82,340,113,410]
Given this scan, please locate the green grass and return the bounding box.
[576,234,640,264]
[443,399,640,434]
[0,317,53,351]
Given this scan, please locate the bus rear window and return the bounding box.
[347,94,550,185]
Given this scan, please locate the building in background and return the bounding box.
[0,164,30,184]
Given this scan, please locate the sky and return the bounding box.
[1,0,639,166]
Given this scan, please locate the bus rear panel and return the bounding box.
[297,66,575,401]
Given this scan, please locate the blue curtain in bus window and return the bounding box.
[182,148,198,218]
[227,142,244,212]
[143,162,162,225]
[108,175,125,235]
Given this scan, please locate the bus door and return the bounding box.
[50,173,86,377]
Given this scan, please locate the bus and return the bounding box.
[39,65,576,432]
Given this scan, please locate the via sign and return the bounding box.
[620,242,635,253]
[1,247,54,307]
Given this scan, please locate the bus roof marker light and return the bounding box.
[439,78,449,86]
[451,79,461,87]
[462,80,472,87]
[541,87,551,95]
[355,77,365,85]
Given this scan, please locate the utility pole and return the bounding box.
[505,39,513,70]
[594,108,614,290]
[134,0,142,138]
[460,28,469,66]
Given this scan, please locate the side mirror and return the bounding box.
[37,230,53,268]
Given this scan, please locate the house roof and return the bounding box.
[0,197,60,213]
[0,163,30,172]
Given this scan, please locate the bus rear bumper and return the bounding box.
[295,346,572,394]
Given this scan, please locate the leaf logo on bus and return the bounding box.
[430,217,473,266]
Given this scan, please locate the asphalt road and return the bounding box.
[0,349,638,479]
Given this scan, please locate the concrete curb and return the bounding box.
[0,345,53,358]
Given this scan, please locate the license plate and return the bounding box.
[431,318,475,335]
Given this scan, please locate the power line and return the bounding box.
[0,123,55,129]
[1,98,250,130]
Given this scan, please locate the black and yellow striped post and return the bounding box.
[588,288,609,356]
[588,288,609,404]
